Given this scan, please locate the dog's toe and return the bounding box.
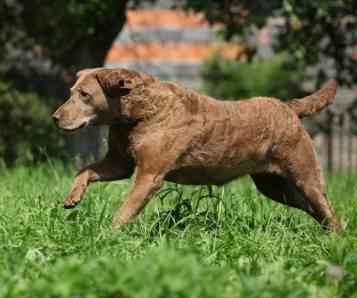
[63,198,78,209]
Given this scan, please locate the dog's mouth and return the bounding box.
[60,121,88,132]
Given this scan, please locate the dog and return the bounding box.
[53,67,342,232]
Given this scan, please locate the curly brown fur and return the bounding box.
[287,80,337,118]
[53,68,342,233]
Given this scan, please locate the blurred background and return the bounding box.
[1,0,357,174]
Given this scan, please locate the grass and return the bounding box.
[0,162,357,297]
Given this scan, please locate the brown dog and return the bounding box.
[53,68,342,232]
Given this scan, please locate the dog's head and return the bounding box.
[52,68,155,131]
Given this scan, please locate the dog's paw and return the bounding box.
[63,195,79,208]
[63,199,77,209]
[112,216,125,230]
[63,187,83,209]
[111,220,121,230]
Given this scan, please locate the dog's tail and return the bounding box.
[287,80,337,118]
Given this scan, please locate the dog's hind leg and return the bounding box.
[64,157,134,209]
[286,172,342,233]
[277,132,342,233]
[251,173,312,213]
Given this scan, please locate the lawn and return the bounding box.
[0,162,357,298]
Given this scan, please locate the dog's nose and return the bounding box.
[52,112,61,123]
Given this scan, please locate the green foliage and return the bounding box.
[184,0,282,40]
[278,0,357,85]
[9,248,227,298]
[1,164,357,297]
[202,55,303,100]
[187,0,357,86]
[1,0,129,70]
[0,81,65,166]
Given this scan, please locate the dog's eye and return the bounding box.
[80,90,89,97]
[79,90,91,103]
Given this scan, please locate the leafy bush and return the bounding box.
[0,80,66,166]
[7,247,229,298]
[201,55,304,101]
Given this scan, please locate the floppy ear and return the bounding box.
[76,68,103,78]
[95,69,142,98]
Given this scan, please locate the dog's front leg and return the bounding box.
[112,169,164,229]
[64,157,133,209]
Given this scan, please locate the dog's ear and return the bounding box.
[95,69,142,98]
[76,68,103,78]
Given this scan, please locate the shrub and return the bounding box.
[0,80,66,166]
[6,247,229,298]
[201,54,304,101]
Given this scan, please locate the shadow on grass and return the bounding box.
[148,184,228,237]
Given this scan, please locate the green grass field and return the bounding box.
[0,162,357,298]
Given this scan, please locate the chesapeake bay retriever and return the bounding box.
[53,68,342,232]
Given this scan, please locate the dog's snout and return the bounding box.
[52,111,61,123]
